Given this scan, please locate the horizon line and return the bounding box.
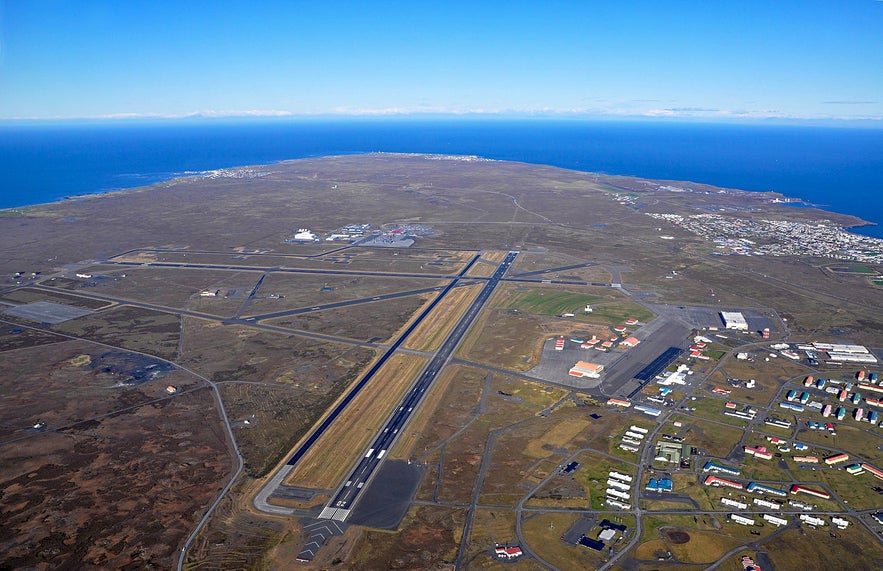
[1,111,882,128]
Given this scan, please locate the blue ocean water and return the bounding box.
[1,120,881,237]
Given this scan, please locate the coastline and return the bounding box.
[3,153,879,241]
[2,121,881,237]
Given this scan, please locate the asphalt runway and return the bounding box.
[346,460,424,530]
[318,252,517,521]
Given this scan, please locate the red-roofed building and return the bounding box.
[703,475,743,489]
[744,445,773,460]
[824,453,849,465]
[620,336,640,348]
[861,463,883,480]
[790,484,830,500]
[569,361,604,378]
[495,545,523,559]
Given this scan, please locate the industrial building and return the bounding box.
[292,228,320,241]
[812,343,870,354]
[827,352,878,364]
[568,361,604,378]
[720,311,749,331]
[577,536,605,551]
[645,478,673,493]
[655,442,689,464]
[634,405,661,417]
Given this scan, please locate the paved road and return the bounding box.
[317,252,518,522]
[104,259,459,281]
[509,262,597,278]
[27,284,382,349]
[242,284,449,322]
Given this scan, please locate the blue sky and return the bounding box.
[1,1,881,122]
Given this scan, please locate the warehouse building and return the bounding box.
[720,311,748,331]
[568,361,604,378]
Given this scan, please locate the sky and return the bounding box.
[1,0,881,122]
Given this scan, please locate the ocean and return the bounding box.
[1,119,882,238]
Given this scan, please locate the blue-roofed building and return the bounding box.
[578,536,605,551]
[598,519,627,532]
[702,461,741,476]
[561,461,580,474]
[646,478,673,493]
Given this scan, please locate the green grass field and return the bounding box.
[501,288,654,325]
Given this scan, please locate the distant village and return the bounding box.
[646,212,883,263]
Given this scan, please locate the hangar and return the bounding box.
[568,361,604,378]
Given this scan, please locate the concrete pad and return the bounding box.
[3,301,93,324]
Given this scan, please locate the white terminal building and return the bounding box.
[720,311,749,331]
